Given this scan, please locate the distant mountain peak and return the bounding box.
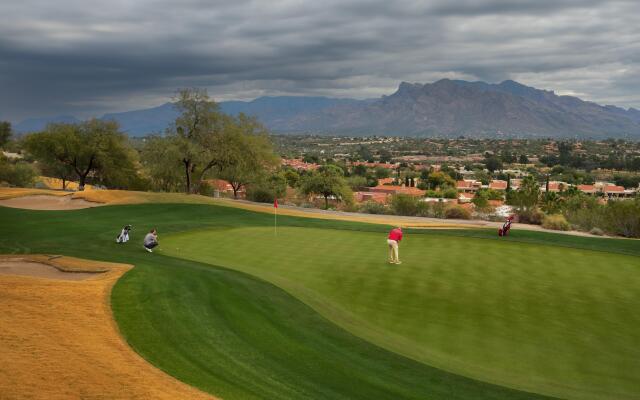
[13,79,640,138]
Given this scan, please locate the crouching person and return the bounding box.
[144,229,159,253]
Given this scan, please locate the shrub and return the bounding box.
[444,205,471,220]
[0,160,38,187]
[246,186,277,203]
[424,189,442,198]
[359,200,387,214]
[415,201,431,217]
[542,214,570,231]
[442,188,458,199]
[603,200,640,238]
[390,194,419,216]
[517,209,545,225]
[198,181,215,197]
[589,227,604,236]
[430,201,446,218]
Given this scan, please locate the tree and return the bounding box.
[512,175,540,212]
[352,164,368,176]
[24,119,134,190]
[299,165,352,209]
[519,154,529,164]
[0,121,11,148]
[283,168,300,188]
[484,157,503,173]
[426,171,456,190]
[214,114,279,198]
[378,149,392,163]
[169,88,225,193]
[141,136,184,192]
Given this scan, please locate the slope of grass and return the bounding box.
[1,203,638,399]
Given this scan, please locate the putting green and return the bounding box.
[164,226,640,400]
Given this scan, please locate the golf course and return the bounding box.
[1,196,639,400]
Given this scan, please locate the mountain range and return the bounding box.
[14,79,640,138]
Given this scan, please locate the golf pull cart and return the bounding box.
[498,215,514,237]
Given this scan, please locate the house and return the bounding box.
[456,180,481,192]
[281,158,319,171]
[577,184,597,195]
[541,181,569,193]
[354,191,389,204]
[203,179,244,197]
[378,177,395,186]
[368,185,426,197]
[458,192,475,203]
[489,180,508,191]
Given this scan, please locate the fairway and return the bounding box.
[1,202,639,400]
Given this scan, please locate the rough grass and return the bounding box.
[1,202,638,399]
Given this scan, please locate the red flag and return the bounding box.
[274,198,278,208]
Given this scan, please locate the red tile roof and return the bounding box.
[604,185,625,193]
[489,180,508,190]
[378,177,395,185]
[577,184,596,192]
[369,185,425,196]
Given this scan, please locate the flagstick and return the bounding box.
[274,203,278,235]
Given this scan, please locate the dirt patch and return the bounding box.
[0,254,215,399]
[0,194,102,210]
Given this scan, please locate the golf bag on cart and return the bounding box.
[498,216,514,237]
[116,225,132,243]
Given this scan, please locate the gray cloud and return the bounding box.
[1,0,639,122]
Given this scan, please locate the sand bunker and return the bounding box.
[0,259,99,280]
[0,255,214,399]
[0,194,102,210]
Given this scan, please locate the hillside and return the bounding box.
[14,80,640,138]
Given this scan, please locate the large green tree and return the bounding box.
[169,88,226,193]
[213,114,279,198]
[24,119,134,190]
[299,165,352,209]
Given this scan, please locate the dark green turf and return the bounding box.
[1,203,638,399]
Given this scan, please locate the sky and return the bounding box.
[1,0,639,122]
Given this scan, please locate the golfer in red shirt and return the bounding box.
[387,226,403,264]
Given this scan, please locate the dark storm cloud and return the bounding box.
[1,0,639,121]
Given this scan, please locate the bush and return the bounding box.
[517,209,545,225]
[246,186,278,203]
[359,200,387,214]
[603,200,640,238]
[390,194,419,216]
[542,214,570,231]
[442,188,458,199]
[424,190,442,198]
[415,201,431,217]
[430,201,446,218]
[198,181,215,197]
[444,205,471,220]
[589,227,604,236]
[0,160,38,187]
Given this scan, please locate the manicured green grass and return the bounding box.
[164,226,640,400]
[1,203,638,399]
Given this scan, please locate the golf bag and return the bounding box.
[116,225,132,243]
[498,216,514,237]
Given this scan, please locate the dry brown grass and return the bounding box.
[0,254,215,399]
[0,187,468,228]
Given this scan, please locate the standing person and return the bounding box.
[387,226,403,264]
[143,229,159,253]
